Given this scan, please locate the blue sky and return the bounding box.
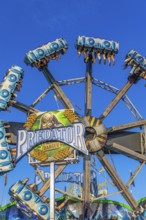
[0,0,146,207]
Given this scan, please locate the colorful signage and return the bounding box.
[17,110,88,162]
[35,171,84,185]
[35,170,98,197]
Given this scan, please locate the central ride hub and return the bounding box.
[83,116,108,153]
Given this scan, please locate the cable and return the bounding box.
[108,149,117,172]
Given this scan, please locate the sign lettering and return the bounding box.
[17,123,88,161]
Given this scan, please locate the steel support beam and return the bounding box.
[107,120,146,133]
[39,165,66,196]
[92,190,123,202]
[100,81,133,121]
[55,188,83,201]
[42,67,73,109]
[107,143,146,162]
[50,162,55,220]
[83,59,92,219]
[96,149,139,211]
[39,66,74,197]
[31,85,53,107]
[58,77,86,86]
[92,77,143,121]
[126,162,145,187]
[12,101,39,114]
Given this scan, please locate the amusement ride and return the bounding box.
[0,36,146,219]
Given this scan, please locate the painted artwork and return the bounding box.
[24,110,79,163]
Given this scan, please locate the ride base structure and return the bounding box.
[0,36,146,219]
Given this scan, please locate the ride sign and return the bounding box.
[16,110,88,162]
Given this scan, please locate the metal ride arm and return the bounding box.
[28,156,46,184]
[94,162,145,202]
[75,35,119,219]
[23,38,146,213]
[58,77,86,86]
[55,188,83,201]
[33,75,143,121]
[42,66,74,109]
[107,120,146,133]
[12,101,39,114]
[39,165,66,196]
[95,149,139,211]
[92,77,143,121]
[81,118,140,211]
[76,36,140,213]
[24,39,75,197]
[24,38,73,109]
[83,58,92,219]
[31,77,85,108]
[126,162,145,188]
[100,49,146,121]
[31,85,53,107]
[36,74,142,120]
[96,51,146,211]
[37,70,74,196]
[35,58,77,197]
[106,142,146,162]
[92,190,123,202]
[99,81,132,121]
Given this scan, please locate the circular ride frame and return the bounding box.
[1,36,146,219]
